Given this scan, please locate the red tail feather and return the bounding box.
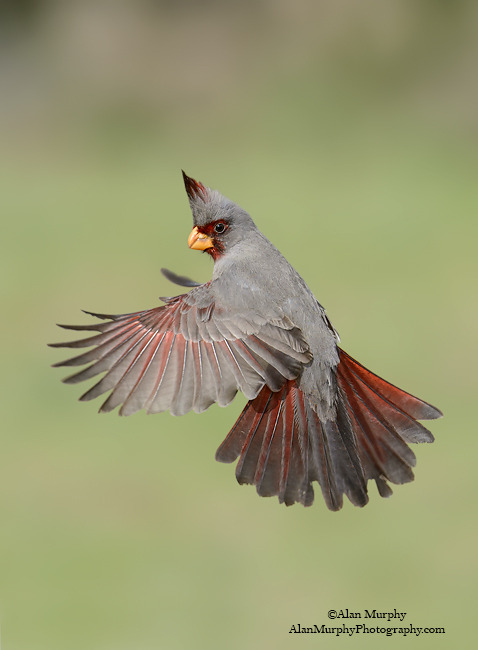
[338,349,442,422]
[336,348,440,497]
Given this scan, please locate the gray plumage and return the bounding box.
[51,172,442,511]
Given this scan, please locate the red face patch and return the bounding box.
[196,221,229,259]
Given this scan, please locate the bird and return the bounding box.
[50,171,442,511]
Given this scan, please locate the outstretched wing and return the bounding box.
[50,285,312,417]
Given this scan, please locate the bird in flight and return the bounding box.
[51,172,442,510]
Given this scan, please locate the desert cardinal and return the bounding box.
[51,172,442,510]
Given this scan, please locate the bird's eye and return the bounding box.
[214,222,226,234]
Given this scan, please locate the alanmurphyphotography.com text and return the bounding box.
[289,609,445,638]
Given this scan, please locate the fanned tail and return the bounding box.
[216,350,441,510]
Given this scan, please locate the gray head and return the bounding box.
[182,171,257,260]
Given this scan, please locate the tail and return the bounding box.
[215,349,442,511]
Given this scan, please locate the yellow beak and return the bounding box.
[188,226,214,250]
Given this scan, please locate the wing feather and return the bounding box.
[51,284,311,416]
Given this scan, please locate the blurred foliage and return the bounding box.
[0,1,476,649]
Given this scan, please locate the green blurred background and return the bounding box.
[1,1,476,648]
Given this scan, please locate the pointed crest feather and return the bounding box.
[182,171,207,201]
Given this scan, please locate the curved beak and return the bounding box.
[188,226,214,251]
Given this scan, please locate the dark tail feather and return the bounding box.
[336,348,442,498]
[216,380,368,510]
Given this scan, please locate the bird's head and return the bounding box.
[182,171,256,261]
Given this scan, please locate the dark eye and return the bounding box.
[214,222,226,234]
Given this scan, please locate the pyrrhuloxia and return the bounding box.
[51,172,442,510]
